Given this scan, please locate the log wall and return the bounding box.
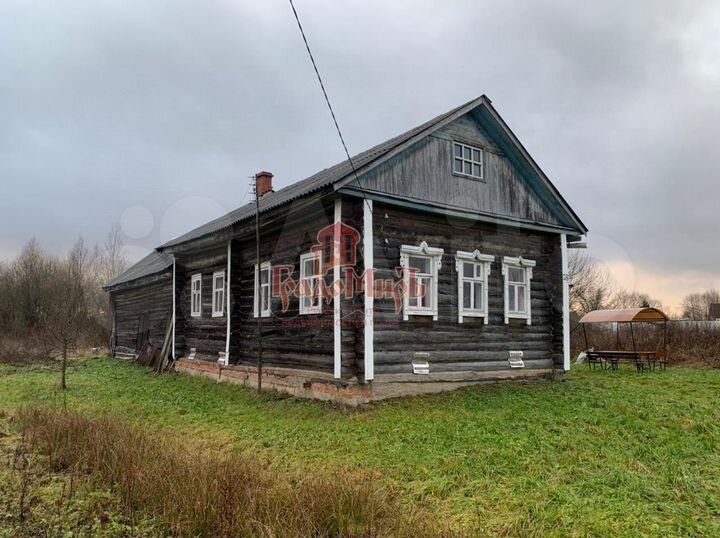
[371,202,563,376]
[110,273,173,353]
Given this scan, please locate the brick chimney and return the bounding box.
[255,171,274,198]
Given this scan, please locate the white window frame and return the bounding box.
[453,141,484,179]
[400,241,444,321]
[502,256,536,325]
[254,261,272,318]
[190,273,202,318]
[455,250,494,324]
[299,251,323,315]
[211,270,225,318]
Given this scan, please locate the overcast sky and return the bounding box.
[1,0,719,313]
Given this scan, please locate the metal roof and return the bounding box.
[104,250,173,290]
[109,94,589,289]
[159,96,487,249]
[579,308,669,324]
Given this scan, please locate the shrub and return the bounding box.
[15,407,463,538]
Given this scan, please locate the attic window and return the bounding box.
[453,142,483,179]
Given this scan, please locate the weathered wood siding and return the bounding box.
[232,197,359,375]
[111,273,173,353]
[358,113,563,227]
[371,202,563,375]
[175,246,228,361]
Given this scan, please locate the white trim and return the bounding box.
[299,251,322,315]
[502,256,536,325]
[190,273,202,318]
[333,198,342,379]
[455,250,494,324]
[225,241,231,358]
[399,241,443,321]
[561,234,571,371]
[363,200,374,381]
[172,256,176,358]
[211,270,225,318]
[254,261,272,318]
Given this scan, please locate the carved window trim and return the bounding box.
[400,241,444,321]
[455,250,494,324]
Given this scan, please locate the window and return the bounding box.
[190,274,202,317]
[502,256,536,325]
[299,251,323,314]
[455,250,494,324]
[324,235,333,266]
[254,261,271,318]
[453,142,483,179]
[212,271,225,317]
[400,242,444,320]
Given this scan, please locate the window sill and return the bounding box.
[452,171,486,183]
[212,313,225,318]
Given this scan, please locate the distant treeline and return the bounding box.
[0,226,128,363]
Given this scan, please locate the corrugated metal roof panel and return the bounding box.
[104,251,173,290]
[159,97,478,248]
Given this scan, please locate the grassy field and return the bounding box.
[1,358,719,536]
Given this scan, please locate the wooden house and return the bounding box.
[105,95,587,404]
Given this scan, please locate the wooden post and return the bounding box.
[363,199,374,381]
[333,197,342,379]
[560,234,570,371]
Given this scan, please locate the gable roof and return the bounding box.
[160,96,489,249]
[161,95,586,250]
[103,250,173,290]
[109,95,587,289]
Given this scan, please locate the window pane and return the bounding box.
[420,277,432,308]
[454,158,463,173]
[463,281,472,309]
[261,288,269,312]
[303,259,315,275]
[260,269,269,285]
[517,286,526,312]
[509,267,524,283]
[454,144,462,157]
[472,149,481,162]
[473,164,481,177]
[474,282,483,310]
[464,161,472,175]
[463,146,471,159]
[409,256,430,274]
[509,285,516,311]
[463,262,474,278]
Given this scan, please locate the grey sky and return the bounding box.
[1,0,719,311]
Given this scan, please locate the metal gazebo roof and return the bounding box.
[579,307,669,324]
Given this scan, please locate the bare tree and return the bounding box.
[609,289,664,311]
[681,289,720,320]
[39,239,92,389]
[99,223,129,286]
[567,250,614,315]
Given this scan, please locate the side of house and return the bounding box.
[105,95,586,403]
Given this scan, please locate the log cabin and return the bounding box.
[104,95,587,404]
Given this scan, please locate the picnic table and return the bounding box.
[586,350,666,373]
[579,308,671,374]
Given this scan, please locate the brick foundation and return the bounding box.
[173,359,554,405]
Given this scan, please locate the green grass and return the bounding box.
[1,358,719,536]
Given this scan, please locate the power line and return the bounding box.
[287,0,373,213]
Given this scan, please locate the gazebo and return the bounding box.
[579,307,669,372]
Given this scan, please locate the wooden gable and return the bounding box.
[355,111,569,229]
